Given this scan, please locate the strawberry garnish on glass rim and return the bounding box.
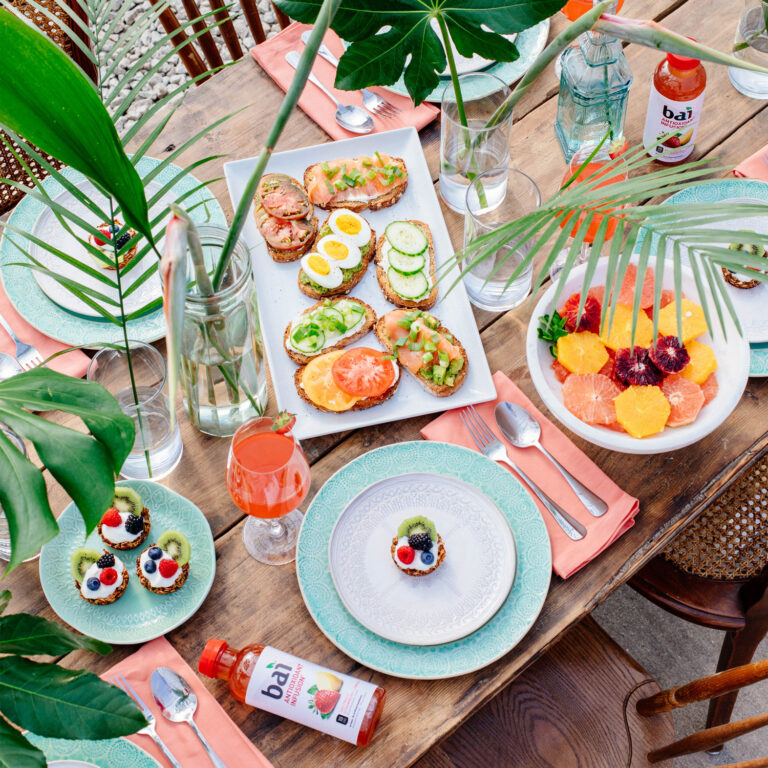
[271,411,296,434]
[608,136,629,159]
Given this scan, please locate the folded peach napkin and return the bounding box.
[421,371,639,579]
[0,279,89,378]
[251,23,440,141]
[102,637,274,768]
[733,144,768,179]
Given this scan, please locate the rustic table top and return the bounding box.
[7,0,768,765]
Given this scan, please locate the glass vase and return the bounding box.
[729,0,768,98]
[181,226,267,437]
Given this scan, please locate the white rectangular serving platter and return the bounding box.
[224,127,495,440]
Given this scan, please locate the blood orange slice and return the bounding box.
[551,359,571,383]
[700,373,718,404]
[562,373,621,426]
[616,264,654,309]
[661,375,705,427]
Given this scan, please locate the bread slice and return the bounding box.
[297,223,376,300]
[374,313,469,397]
[304,157,408,212]
[284,298,377,365]
[375,220,438,310]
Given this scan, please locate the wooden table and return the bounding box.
[6,0,768,765]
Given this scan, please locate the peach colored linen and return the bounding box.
[733,144,768,179]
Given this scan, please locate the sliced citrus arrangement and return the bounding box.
[614,386,671,438]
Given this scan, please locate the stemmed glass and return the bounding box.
[226,417,311,565]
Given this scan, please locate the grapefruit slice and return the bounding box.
[701,373,718,404]
[562,373,621,426]
[661,375,705,427]
[551,359,571,383]
[616,264,654,309]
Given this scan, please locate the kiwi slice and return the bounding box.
[157,530,191,566]
[113,486,143,515]
[71,548,101,582]
[397,515,438,542]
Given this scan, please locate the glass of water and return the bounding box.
[440,73,513,213]
[729,0,768,98]
[0,425,32,562]
[463,167,541,312]
[88,342,182,480]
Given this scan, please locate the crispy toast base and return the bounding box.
[390,534,446,576]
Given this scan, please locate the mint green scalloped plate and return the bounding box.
[25,734,160,768]
[296,441,551,679]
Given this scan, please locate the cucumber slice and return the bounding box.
[388,267,429,300]
[339,302,365,329]
[291,322,325,353]
[385,221,428,255]
[388,248,426,275]
[317,306,346,332]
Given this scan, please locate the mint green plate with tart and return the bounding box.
[39,480,215,645]
[25,734,160,768]
[296,441,551,679]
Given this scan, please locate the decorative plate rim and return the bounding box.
[25,733,161,768]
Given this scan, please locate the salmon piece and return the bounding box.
[383,311,461,374]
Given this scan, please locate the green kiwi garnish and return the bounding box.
[71,548,101,582]
[157,530,191,566]
[397,515,437,542]
[113,486,143,515]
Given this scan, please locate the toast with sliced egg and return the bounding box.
[284,297,377,365]
[298,210,376,299]
[295,347,401,412]
[304,154,407,212]
[375,220,438,310]
[375,309,468,396]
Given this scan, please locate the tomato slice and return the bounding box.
[331,348,396,397]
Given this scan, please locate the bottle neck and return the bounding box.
[211,643,239,681]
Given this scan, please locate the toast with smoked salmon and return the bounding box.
[304,154,407,211]
[375,309,468,397]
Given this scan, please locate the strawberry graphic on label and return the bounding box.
[307,685,340,718]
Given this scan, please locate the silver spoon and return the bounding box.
[0,353,22,381]
[495,401,609,518]
[285,51,374,134]
[151,666,228,768]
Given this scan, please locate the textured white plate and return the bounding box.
[328,472,516,646]
[223,127,496,440]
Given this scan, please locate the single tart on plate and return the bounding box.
[136,530,191,594]
[71,548,129,604]
[98,487,150,550]
[87,218,138,270]
[391,515,445,577]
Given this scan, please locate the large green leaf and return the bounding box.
[0,657,146,739]
[0,614,111,656]
[0,10,151,240]
[0,714,45,768]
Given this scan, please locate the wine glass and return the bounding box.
[226,417,311,565]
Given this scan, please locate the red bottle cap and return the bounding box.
[667,38,700,70]
[199,638,227,677]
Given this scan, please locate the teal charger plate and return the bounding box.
[39,480,216,645]
[296,441,551,679]
[0,157,226,347]
[25,734,160,768]
[751,343,768,376]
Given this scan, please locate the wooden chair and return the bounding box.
[630,455,768,748]
[415,616,768,768]
[147,0,290,84]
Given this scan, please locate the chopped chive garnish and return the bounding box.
[324,178,335,195]
[408,327,419,341]
[375,151,384,166]
[334,180,347,191]
[366,170,376,180]
[362,158,373,167]
[394,336,408,348]
[408,340,424,351]
[424,340,437,353]
[422,351,434,364]
[438,350,450,367]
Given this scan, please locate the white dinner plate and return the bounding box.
[328,472,516,646]
[223,127,496,440]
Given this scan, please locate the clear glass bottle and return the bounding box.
[554,0,633,161]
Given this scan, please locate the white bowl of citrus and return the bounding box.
[525,258,750,454]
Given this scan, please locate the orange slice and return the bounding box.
[661,375,705,427]
[556,332,609,375]
[614,385,671,438]
[679,340,717,385]
[562,373,621,426]
[657,299,707,343]
[600,304,654,351]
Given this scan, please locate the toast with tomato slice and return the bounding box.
[375,309,468,397]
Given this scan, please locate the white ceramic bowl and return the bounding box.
[525,258,750,454]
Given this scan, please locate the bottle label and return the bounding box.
[643,84,705,162]
[244,646,378,744]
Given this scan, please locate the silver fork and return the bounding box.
[301,31,401,118]
[112,673,183,768]
[0,311,42,370]
[460,405,587,541]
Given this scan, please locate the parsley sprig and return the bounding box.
[537,313,569,358]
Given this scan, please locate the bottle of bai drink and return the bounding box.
[199,639,385,746]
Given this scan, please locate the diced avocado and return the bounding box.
[432,365,447,385]
[448,356,464,375]
[423,314,439,330]
[419,366,433,380]
[444,374,456,387]
[319,225,332,238]
[300,262,364,294]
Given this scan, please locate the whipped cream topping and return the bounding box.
[101,510,143,545]
[139,547,184,589]
[80,558,125,600]
[394,535,438,572]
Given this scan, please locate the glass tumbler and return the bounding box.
[729,0,768,98]
[0,425,32,562]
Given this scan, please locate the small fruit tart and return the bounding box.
[71,548,129,604]
[87,218,138,270]
[391,515,445,577]
[98,487,150,550]
[136,530,191,594]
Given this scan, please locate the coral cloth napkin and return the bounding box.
[421,371,640,580]
[251,23,440,140]
[733,144,768,179]
[0,279,89,378]
[102,637,274,768]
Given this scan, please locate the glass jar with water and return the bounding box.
[729,0,768,98]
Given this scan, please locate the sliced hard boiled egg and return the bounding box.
[327,209,371,247]
[316,235,362,270]
[301,252,343,289]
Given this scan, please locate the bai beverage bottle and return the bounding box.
[643,50,707,163]
[199,639,385,746]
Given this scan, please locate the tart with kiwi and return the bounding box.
[98,487,151,550]
[722,241,768,289]
[71,548,129,604]
[391,515,445,577]
[136,530,191,594]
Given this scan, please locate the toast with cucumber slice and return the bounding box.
[284,297,377,365]
[375,220,438,310]
[375,308,468,396]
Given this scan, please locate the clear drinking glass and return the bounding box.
[463,167,541,311]
[88,341,183,480]
[440,73,513,213]
[729,0,768,98]
[0,425,33,562]
[181,226,267,437]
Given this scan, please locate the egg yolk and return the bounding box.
[336,214,362,236]
[324,240,349,261]
[307,254,331,275]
